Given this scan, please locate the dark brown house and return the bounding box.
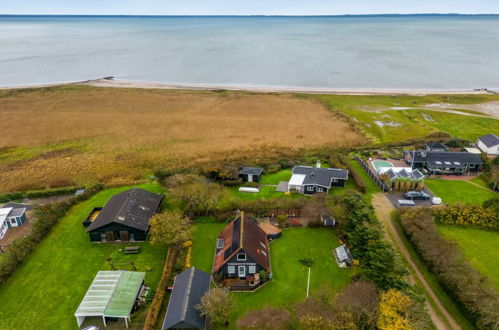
[86,188,163,242]
[213,213,271,289]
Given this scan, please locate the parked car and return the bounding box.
[403,191,430,200]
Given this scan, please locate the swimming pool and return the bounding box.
[371,160,394,171]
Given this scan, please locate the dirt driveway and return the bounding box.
[372,193,461,330]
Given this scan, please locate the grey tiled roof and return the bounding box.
[292,166,348,187]
[239,167,263,175]
[87,188,163,232]
[479,134,499,148]
[162,268,210,330]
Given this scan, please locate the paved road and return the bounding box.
[372,193,461,330]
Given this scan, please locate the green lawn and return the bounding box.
[190,224,354,328]
[425,179,496,205]
[304,94,499,143]
[258,169,292,185]
[348,158,380,202]
[438,225,499,289]
[0,183,167,330]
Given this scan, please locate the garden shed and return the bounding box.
[333,245,353,268]
[239,167,264,183]
[74,270,145,328]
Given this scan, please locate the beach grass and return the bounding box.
[0,183,166,330]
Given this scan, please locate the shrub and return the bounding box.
[426,131,450,139]
[432,205,498,228]
[399,208,499,329]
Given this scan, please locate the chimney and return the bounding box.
[421,151,426,158]
[316,160,321,168]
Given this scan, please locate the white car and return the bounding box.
[432,197,442,205]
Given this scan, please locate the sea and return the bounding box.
[1,15,499,90]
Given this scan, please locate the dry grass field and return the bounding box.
[0,85,364,193]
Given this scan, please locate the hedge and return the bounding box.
[338,154,366,193]
[0,185,84,203]
[432,205,498,229]
[0,184,103,285]
[399,208,499,329]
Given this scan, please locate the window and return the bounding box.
[228,266,235,274]
[237,253,246,261]
[249,265,256,274]
[260,241,266,249]
[317,187,323,192]
[10,218,16,225]
[332,177,338,183]
[261,250,267,256]
[454,162,461,165]
[435,161,442,165]
[307,186,314,191]
[100,232,107,242]
[444,161,451,165]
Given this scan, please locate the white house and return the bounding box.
[0,207,27,240]
[477,134,499,155]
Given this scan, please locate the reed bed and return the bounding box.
[0,86,364,192]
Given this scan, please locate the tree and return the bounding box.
[237,307,291,330]
[336,281,379,329]
[149,210,192,248]
[196,288,234,326]
[377,289,412,330]
[166,174,227,215]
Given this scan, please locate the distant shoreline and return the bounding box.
[1,78,497,96]
[1,14,499,17]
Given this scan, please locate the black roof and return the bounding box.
[239,167,263,175]
[411,151,483,168]
[87,188,163,232]
[163,267,211,330]
[292,166,349,187]
[478,134,499,148]
[1,202,34,211]
[426,142,447,150]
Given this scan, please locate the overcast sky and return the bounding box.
[1,0,498,15]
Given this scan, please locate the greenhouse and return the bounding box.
[74,270,145,328]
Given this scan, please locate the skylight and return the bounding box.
[454,162,461,165]
[444,161,451,165]
[435,161,442,165]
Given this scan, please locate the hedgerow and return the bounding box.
[399,208,499,329]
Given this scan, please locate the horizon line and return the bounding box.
[1,13,499,17]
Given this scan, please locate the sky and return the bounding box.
[1,0,498,15]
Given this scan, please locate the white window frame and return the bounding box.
[237,253,246,261]
[332,177,338,183]
[317,187,323,192]
[307,186,314,191]
[10,218,16,225]
[249,265,256,274]
[228,266,235,274]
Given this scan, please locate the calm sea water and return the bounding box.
[1,15,499,89]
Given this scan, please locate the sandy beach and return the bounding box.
[1,78,497,96]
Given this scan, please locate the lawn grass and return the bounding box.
[305,94,499,144]
[424,179,496,205]
[258,169,292,185]
[0,183,166,330]
[190,224,354,328]
[438,225,499,289]
[391,216,475,330]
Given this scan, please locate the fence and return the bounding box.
[354,155,390,192]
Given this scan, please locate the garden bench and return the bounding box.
[124,246,140,254]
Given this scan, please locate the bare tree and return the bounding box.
[196,288,234,326]
[237,307,291,330]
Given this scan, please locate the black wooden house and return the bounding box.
[86,188,163,242]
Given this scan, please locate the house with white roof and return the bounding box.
[0,206,27,239]
[477,133,499,155]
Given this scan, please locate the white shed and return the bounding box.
[477,134,499,155]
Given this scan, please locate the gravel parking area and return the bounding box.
[385,187,436,207]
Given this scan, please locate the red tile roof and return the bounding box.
[213,212,270,272]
